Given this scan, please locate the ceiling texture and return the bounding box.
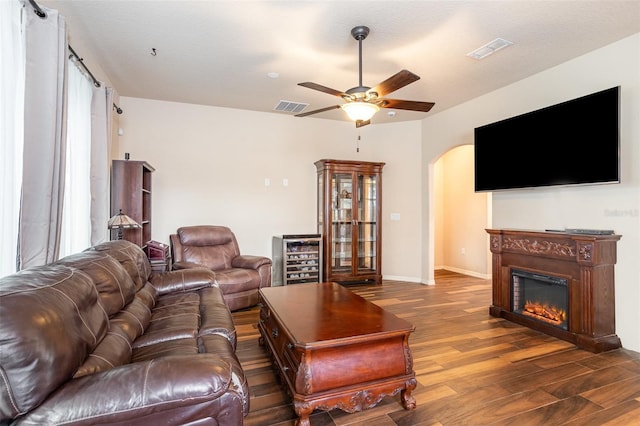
[38,0,640,125]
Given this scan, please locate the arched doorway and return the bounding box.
[432,144,492,280]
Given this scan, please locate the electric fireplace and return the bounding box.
[486,229,622,353]
[511,269,568,330]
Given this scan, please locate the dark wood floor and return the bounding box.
[232,270,640,425]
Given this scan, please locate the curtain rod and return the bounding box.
[68,45,101,88]
[27,0,45,17]
[27,0,123,114]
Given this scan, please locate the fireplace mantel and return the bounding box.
[486,229,622,353]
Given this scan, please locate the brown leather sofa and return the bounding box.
[0,240,248,425]
[170,226,272,311]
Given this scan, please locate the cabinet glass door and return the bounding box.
[331,173,353,275]
[357,172,377,274]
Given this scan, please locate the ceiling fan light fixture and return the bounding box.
[341,102,379,122]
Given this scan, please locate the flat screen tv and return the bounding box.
[474,86,620,192]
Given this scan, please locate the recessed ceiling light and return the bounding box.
[267,72,279,79]
[467,38,513,60]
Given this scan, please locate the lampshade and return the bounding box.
[108,209,141,240]
[341,101,380,122]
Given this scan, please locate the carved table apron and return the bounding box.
[258,282,416,426]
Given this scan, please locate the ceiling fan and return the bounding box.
[295,25,435,128]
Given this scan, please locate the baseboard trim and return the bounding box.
[440,266,491,280]
[383,275,424,284]
[382,268,490,285]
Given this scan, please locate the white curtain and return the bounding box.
[59,59,93,257]
[90,86,114,245]
[0,1,25,278]
[19,3,68,269]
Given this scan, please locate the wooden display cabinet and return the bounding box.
[110,160,155,247]
[315,159,385,284]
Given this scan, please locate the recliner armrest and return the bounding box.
[231,255,272,270]
[17,355,244,425]
[151,268,216,295]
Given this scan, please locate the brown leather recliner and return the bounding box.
[170,225,272,311]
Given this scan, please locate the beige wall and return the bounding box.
[116,100,424,282]
[435,145,489,278]
[422,33,640,351]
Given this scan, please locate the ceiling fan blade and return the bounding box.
[295,105,341,117]
[368,70,420,98]
[298,82,346,98]
[380,98,435,112]
[355,119,371,128]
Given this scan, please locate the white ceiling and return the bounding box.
[38,0,640,126]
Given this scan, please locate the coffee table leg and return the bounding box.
[401,378,417,410]
[294,402,313,426]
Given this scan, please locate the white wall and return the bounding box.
[421,33,640,351]
[116,100,424,282]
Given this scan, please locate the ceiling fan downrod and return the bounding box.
[351,26,370,93]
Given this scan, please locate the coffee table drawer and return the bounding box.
[260,306,286,352]
[293,335,411,395]
[259,308,301,386]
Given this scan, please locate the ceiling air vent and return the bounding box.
[467,38,513,60]
[274,100,309,114]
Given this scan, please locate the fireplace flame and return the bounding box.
[523,301,566,326]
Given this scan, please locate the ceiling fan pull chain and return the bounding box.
[357,133,360,152]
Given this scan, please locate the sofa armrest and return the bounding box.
[151,268,216,295]
[18,355,244,425]
[172,260,208,270]
[231,255,272,270]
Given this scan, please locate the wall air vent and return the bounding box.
[274,100,309,114]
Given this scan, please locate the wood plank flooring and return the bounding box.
[232,270,640,425]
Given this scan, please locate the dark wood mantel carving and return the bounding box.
[486,229,622,353]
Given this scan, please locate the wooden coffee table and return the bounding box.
[258,282,416,426]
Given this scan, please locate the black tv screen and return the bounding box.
[474,86,620,192]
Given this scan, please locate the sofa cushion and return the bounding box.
[0,265,109,420]
[215,268,260,293]
[110,296,152,343]
[17,355,237,425]
[88,240,152,291]
[181,245,236,270]
[198,286,237,349]
[177,226,235,247]
[57,251,137,317]
[132,337,199,362]
[132,292,200,348]
[73,326,132,378]
[198,334,249,415]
